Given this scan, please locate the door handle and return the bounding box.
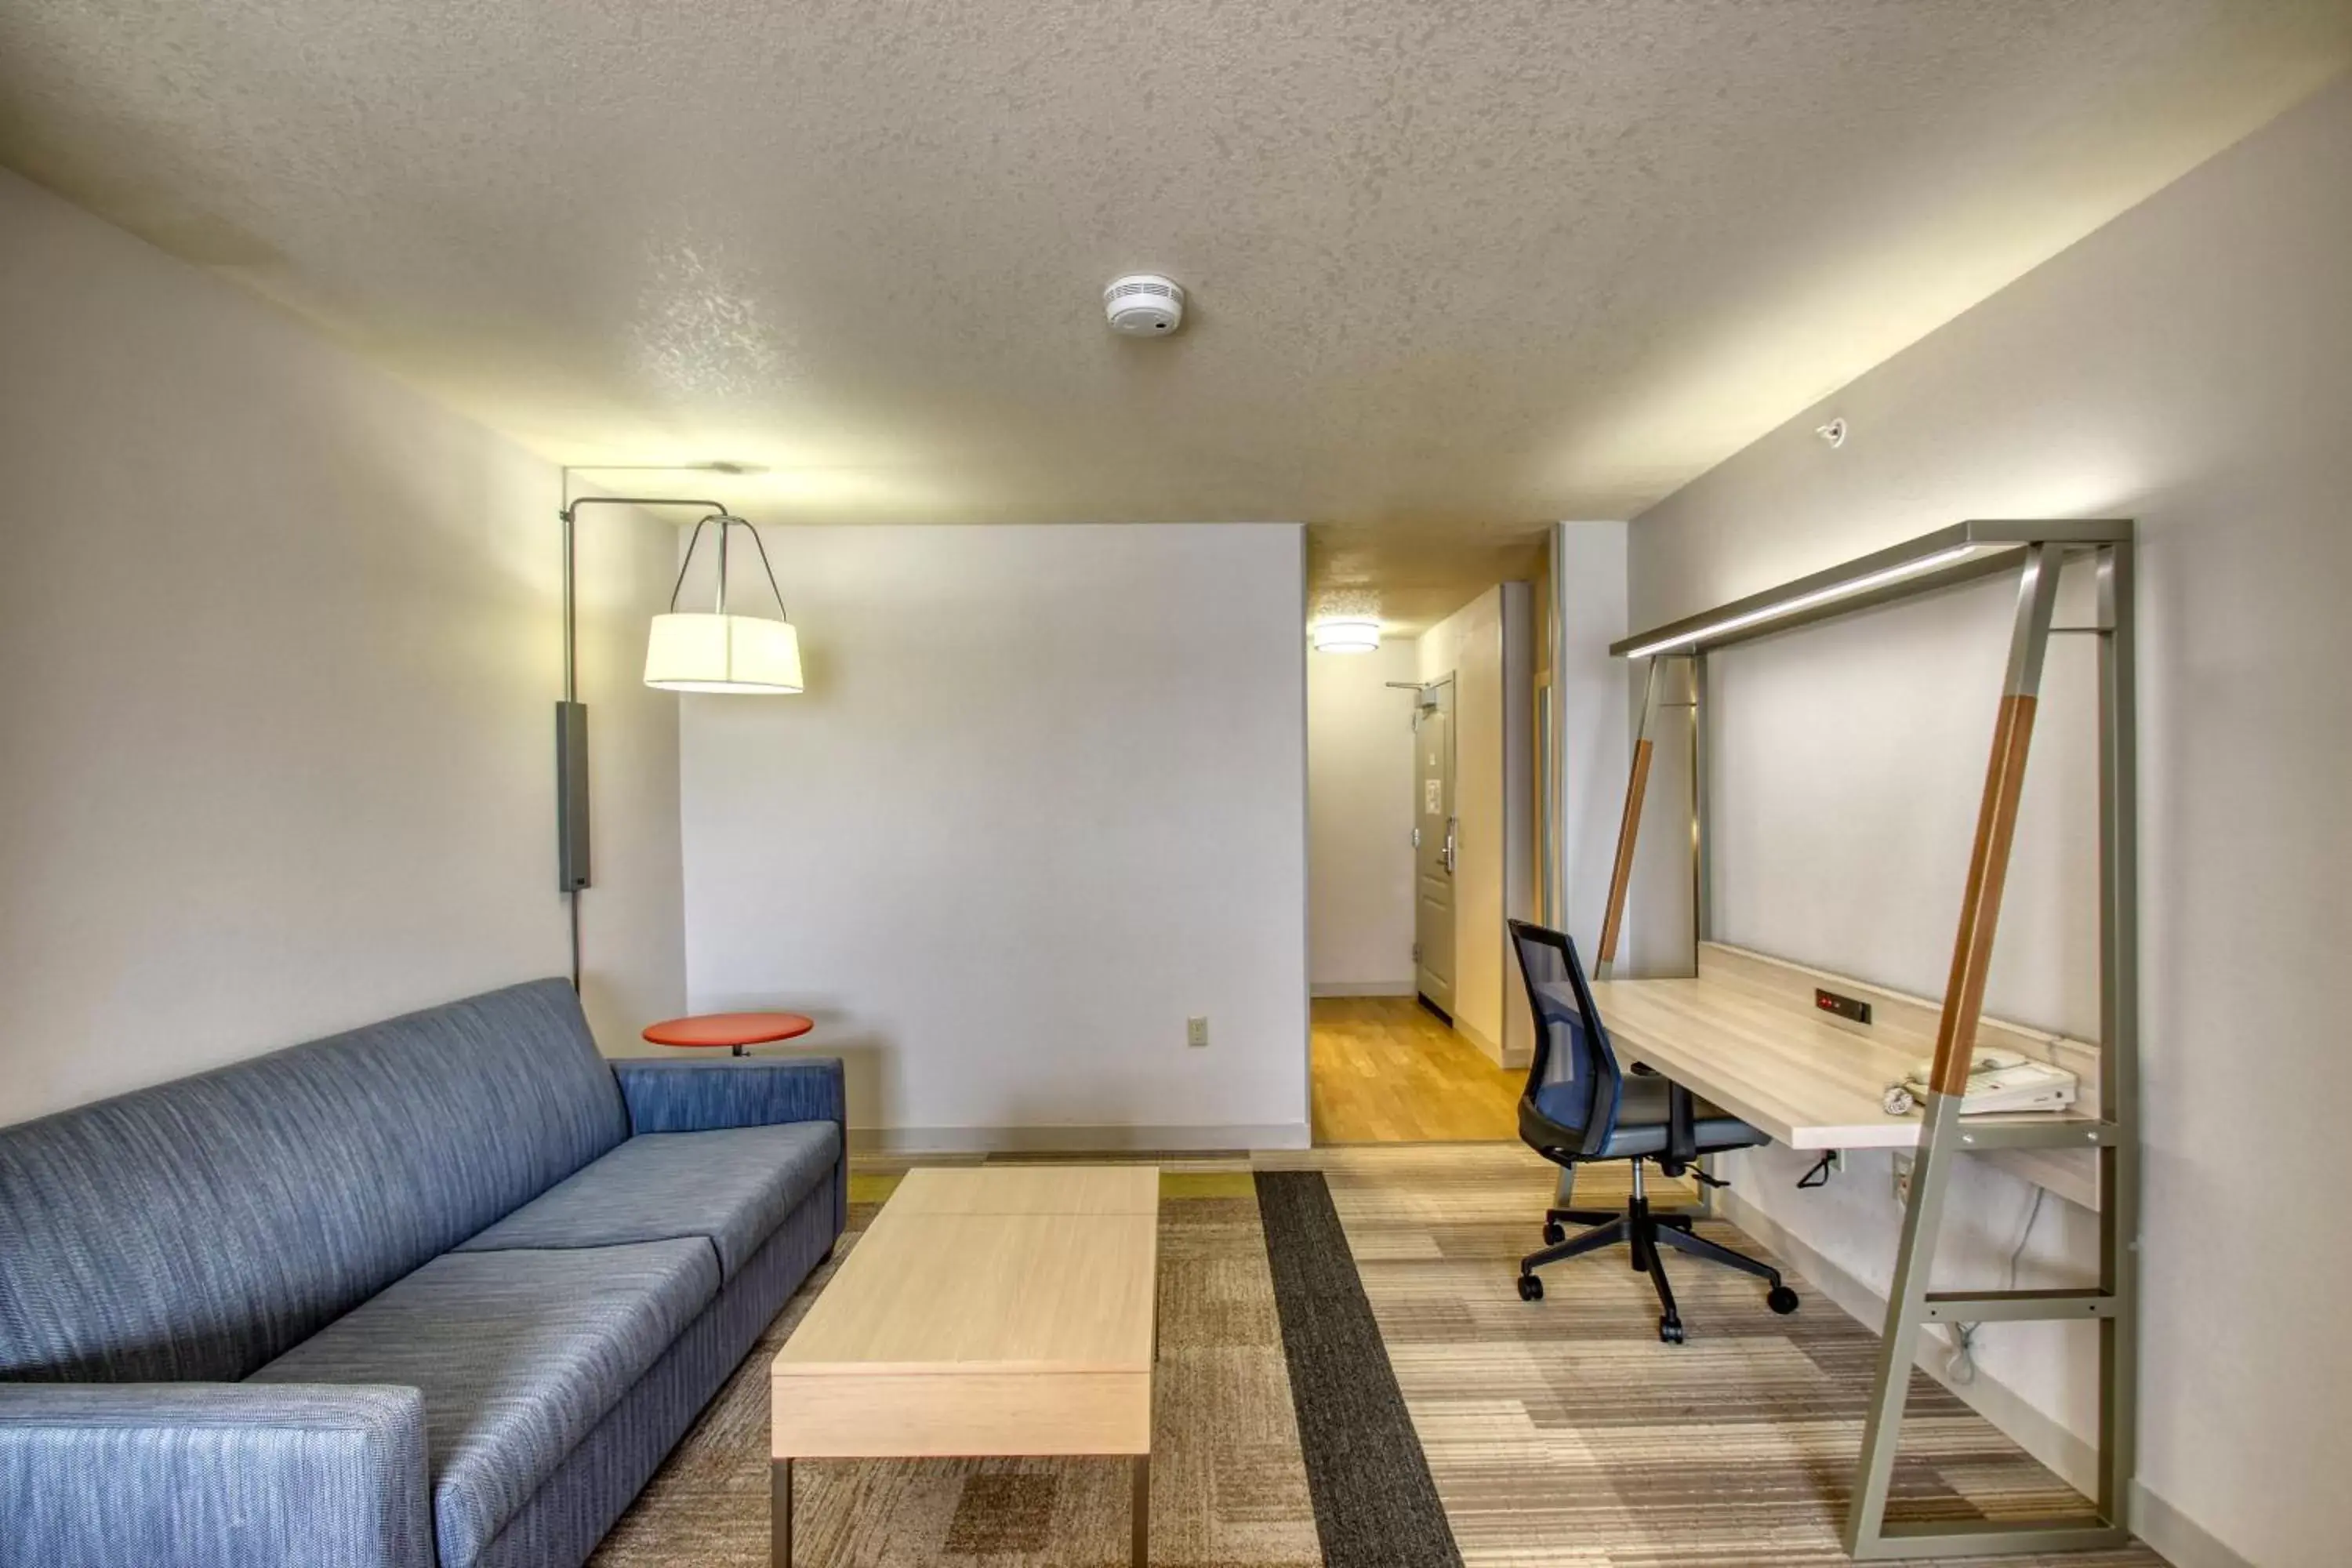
[1443,817,1458,873]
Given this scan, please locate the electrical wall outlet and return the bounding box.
[1186,1016,1209,1048]
[1892,1152,1915,1204]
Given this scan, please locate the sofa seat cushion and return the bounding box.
[454,1122,840,1282]
[249,1238,717,1568]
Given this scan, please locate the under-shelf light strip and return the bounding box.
[1620,545,1981,660]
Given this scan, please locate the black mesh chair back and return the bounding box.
[1508,918,1625,1160]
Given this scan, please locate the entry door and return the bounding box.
[1414,678,1457,1017]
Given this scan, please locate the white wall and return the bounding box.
[570,496,692,1053]
[0,169,683,1124]
[1308,638,1419,994]
[1624,78,2352,1568]
[677,522,1309,1149]
[1551,522,1631,955]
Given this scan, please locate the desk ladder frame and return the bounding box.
[1844,536,2138,1560]
[1599,521,2140,1560]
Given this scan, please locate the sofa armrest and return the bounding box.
[0,1381,431,1568]
[612,1055,845,1134]
[612,1057,848,1232]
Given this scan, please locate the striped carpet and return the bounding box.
[591,1168,1319,1566]
[590,1147,2165,1567]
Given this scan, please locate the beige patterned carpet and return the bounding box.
[591,1147,2164,1567]
[592,1170,1317,1567]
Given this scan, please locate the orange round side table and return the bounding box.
[641,1011,815,1058]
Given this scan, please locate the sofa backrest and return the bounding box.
[0,978,630,1383]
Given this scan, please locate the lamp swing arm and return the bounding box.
[557,495,733,702]
[554,492,757,952]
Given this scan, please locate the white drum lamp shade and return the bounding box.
[644,612,804,694]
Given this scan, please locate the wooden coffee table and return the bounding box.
[770,1164,1160,1566]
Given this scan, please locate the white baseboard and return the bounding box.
[1718,1187,2236,1568]
[2127,1483,2254,1568]
[847,1122,1312,1155]
[1455,1017,1531,1070]
[1309,981,1417,997]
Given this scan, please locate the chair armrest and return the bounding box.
[612,1057,848,1232]
[1666,1080,1697,1169]
[0,1381,431,1568]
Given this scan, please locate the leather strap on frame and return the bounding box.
[1927,692,2038,1098]
[1596,737,1653,965]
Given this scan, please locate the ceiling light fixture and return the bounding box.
[1312,618,1382,654]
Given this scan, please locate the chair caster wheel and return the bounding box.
[1517,1274,1544,1301]
[1767,1286,1800,1315]
[1541,1221,1566,1246]
[1658,1316,1685,1345]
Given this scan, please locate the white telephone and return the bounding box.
[1881,1050,2078,1117]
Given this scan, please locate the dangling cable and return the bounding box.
[1947,1185,2047,1385]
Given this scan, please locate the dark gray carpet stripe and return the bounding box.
[1255,1170,1465,1568]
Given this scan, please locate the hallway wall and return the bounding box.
[1307,638,1420,995]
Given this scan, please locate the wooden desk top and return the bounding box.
[1590,975,1923,1149]
[775,1166,1159,1377]
[1590,943,2101,1153]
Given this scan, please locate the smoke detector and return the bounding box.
[1104,274,1185,336]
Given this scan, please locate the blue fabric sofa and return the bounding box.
[0,979,846,1568]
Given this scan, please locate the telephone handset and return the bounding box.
[1881,1049,2078,1117]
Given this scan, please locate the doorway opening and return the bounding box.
[1306,579,1542,1143]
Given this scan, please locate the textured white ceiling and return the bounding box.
[4,1,2347,627]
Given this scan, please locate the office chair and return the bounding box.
[1507,919,1799,1343]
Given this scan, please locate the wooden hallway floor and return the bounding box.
[1311,994,1523,1143]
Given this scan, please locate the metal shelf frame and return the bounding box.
[1597,519,2140,1560]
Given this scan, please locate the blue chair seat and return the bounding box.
[249,1238,717,1568]
[456,1121,840,1282]
[1563,1073,1768,1158]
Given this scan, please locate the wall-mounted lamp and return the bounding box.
[1312,618,1381,654]
[554,492,802,987]
[644,514,804,694]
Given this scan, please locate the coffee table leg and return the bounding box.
[772,1457,793,1566]
[1131,1453,1150,1566]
